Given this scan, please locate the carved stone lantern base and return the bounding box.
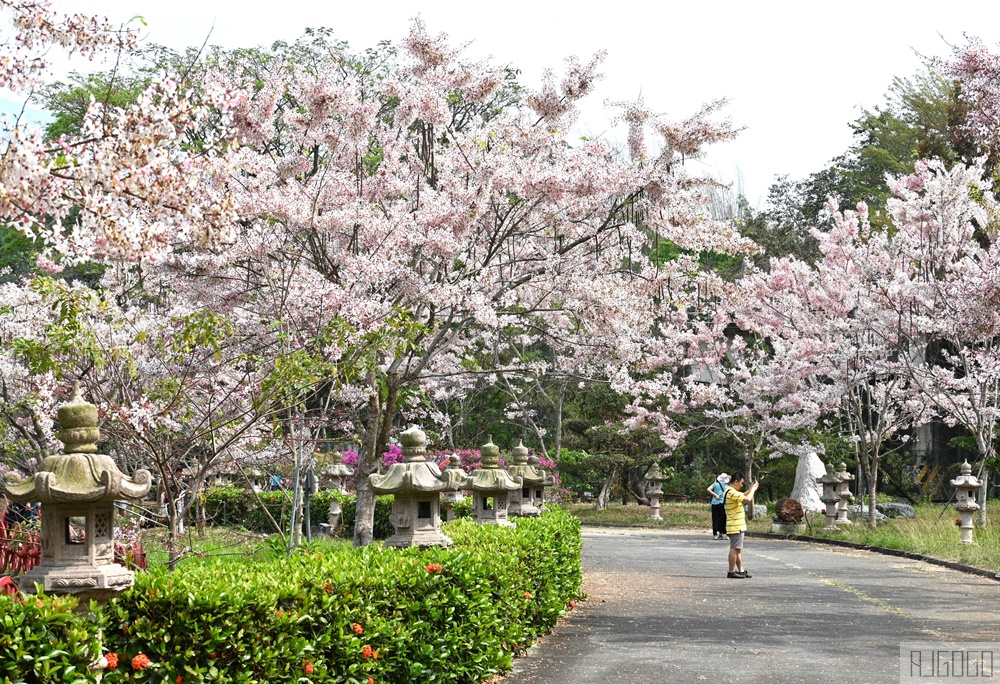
[19,563,134,603]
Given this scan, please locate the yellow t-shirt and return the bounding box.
[723,487,747,534]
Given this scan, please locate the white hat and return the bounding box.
[717,473,730,484]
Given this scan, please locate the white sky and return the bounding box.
[17,1,1000,205]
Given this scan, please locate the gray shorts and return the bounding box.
[729,532,745,550]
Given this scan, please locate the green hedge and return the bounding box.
[0,508,582,683]
[0,593,102,683]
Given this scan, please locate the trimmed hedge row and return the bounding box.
[1,508,582,684]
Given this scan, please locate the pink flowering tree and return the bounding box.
[2,5,753,546]
[188,22,754,545]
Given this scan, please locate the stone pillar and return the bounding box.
[818,463,842,533]
[951,460,981,545]
[835,462,854,526]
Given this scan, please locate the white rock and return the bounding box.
[791,451,827,512]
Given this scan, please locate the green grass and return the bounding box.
[139,526,353,569]
[812,502,1000,569]
[563,501,1000,571]
[564,502,717,528]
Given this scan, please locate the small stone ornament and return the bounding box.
[951,460,982,545]
[818,463,842,533]
[321,452,354,529]
[834,462,854,526]
[2,382,151,601]
[644,463,665,521]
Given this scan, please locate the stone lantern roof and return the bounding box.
[951,460,981,490]
[469,436,521,492]
[3,383,151,503]
[644,463,665,495]
[505,440,545,487]
[321,451,354,480]
[371,425,459,494]
[527,452,555,487]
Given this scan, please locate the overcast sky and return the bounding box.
[17,1,1000,205]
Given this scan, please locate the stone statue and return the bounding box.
[790,451,826,512]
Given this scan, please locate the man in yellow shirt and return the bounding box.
[723,473,759,579]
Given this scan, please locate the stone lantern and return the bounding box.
[645,463,665,521]
[505,441,545,517]
[370,425,468,548]
[440,455,467,522]
[2,383,151,602]
[818,462,842,533]
[244,468,267,493]
[951,460,982,545]
[469,436,522,526]
[320,452,354,530]
[526,453,555,510]
[834,462,854,525]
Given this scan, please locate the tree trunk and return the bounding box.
[978,468,988,526]
[594,466,618,511]
[354,375,399,547]
[866,459,878,529]
[352,391,380,547]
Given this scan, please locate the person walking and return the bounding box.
[706,473,729,540]
[723,472,759,579]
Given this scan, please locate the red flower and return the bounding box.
[568,600,576,610]
[425,563,443,573]
[956,518,963,526]
[368,677,375,684]
[104,653,118,670]
[132,653,151,670]
[524,592,532,599]
[303,660,314,674]
[209,653,217,659]
[352,622,364,634]
[177,677,184,684]
[362,645,373,659]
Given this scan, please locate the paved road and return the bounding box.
[502,529,1000,684]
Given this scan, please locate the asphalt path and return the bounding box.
[501,528,1000,684]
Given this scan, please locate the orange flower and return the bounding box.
[352,622,364,634]
[425,563,443,573]
[132,653,151,670]
[368,677,375,684]
[362,645,373,659]
[373,649,380,660]
[303,660,314,674]
[524,592,532,599]
[105,653,119,670]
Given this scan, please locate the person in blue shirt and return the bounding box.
[706,473,730,540]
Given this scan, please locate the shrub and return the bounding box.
[0,593,102,684]
[98,507,582,683]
